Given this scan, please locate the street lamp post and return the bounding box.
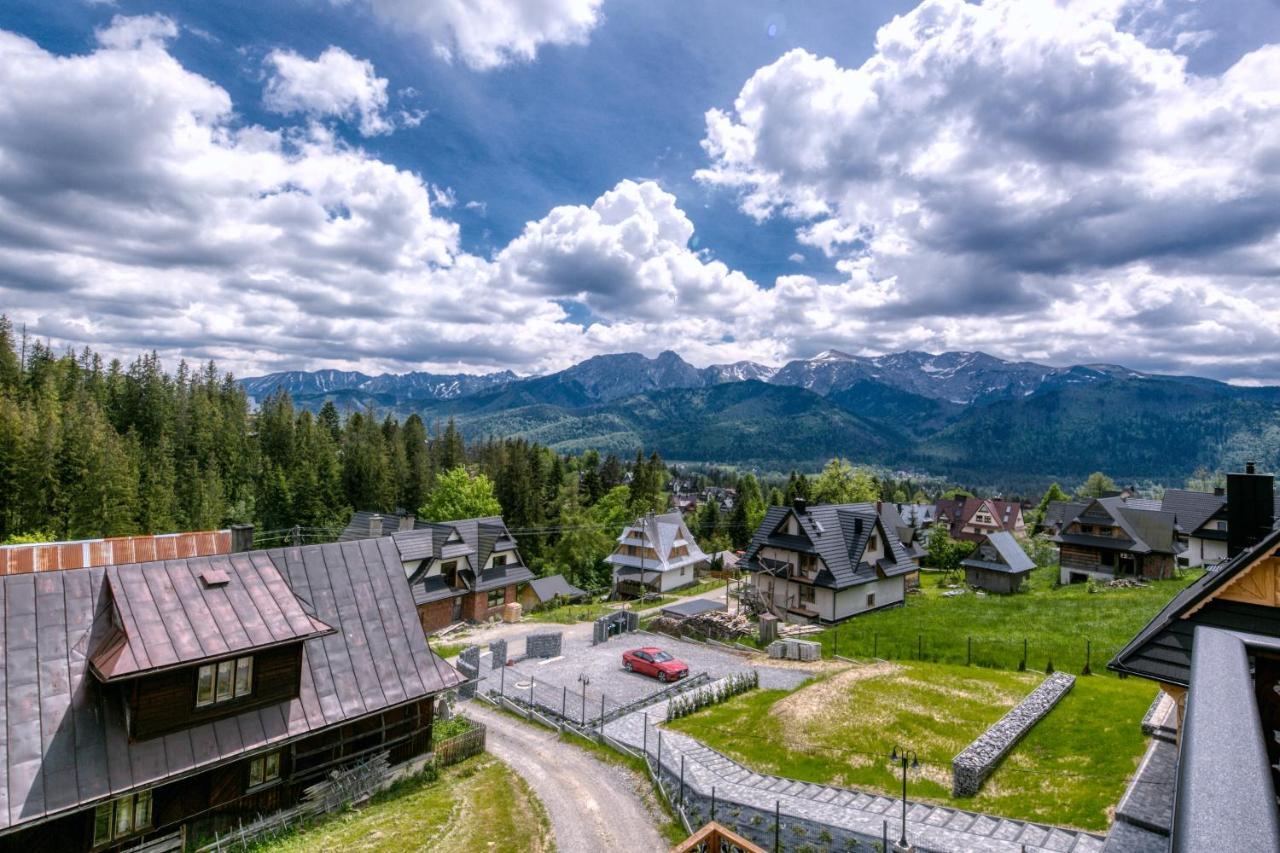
[889,744,919,851]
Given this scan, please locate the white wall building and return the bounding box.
[606,512,709,593]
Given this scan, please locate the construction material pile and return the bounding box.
[649,609,755,641]
[767,637,822,661]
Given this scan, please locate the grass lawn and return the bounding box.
[426,641,470,660]
[667,660,1155,831]
[251,754,553,853]
[813,565,1198,674]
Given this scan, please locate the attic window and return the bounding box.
[200,569,230,588]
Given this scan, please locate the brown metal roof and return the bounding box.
[89,553,333,682]
[0,530,232,576]
[0,537,463,835]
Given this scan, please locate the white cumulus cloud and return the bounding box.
[356,0,605,70]
[263,46,396,136]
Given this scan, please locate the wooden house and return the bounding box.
[935,497,1026,543]
[739,499,915,624]
[343,512,534,633]
[518,574,589,610]
[1106,464,1280,853]
[0,537,463,851]
[960,531,1034,594]
[1051,496,1182,584]
[606,512,709,594]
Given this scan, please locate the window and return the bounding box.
[866,593,876,608]
[248,751,282,789]
[491,553,508,567]
[1101,551,1115,567]
[1215,521,1228,531]
[93,790,152,846]
[867,534,879,552]
[799,585,815,605]
[1079,524,1093,534]
[197,655,253,708]
[487,588,505,608]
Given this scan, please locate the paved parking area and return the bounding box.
[476,630,813,722]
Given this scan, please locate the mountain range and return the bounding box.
[240,350,1280,489]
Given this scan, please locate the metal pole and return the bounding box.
[530,676,535,709]
[680,755,685,808]
[1084,639,1092,675]
[834,624,839,658]
[500,661,505,696]
[917,633,923,660]
[658,728,663,775]
[900,755,908,847]
[581,687,587,724]
[562,685,567,719]
[967,636,972,666]
[711,786,716,822]
[882,820,888,852]
[774,801,781,852]
[600,693,606,734]
[643,711,649,759]
[874,633,878,658]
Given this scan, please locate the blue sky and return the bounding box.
[2,0,1280,381]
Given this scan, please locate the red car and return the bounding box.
[622,647,689,682]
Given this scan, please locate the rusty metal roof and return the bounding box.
[0,537,462,835]
[0,530,232,576]
[89,553,333,682]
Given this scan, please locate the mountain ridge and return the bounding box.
[238,350,1275,486]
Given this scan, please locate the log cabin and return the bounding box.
[0,537,463,851]
[1051,496,1183,584]
[960,531,1034,594]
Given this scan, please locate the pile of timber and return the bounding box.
[778,623,823,637]
[649,609,755,641]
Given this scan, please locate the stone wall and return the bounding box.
[952,672,1075,796]
[489,639,508,669]
[456,645,481,699]
[592,610,639,644]
[525,632,563,659]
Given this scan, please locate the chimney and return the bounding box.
[398,513,415,532]
[792,498,808,515]
[1227,462,1274,558]
[368,514,382,537]
[1213,486,1225,497]
[230,523,254,553]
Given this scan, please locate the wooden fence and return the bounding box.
[434,723,486,768]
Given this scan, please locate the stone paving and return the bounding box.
[604,695,1108,853]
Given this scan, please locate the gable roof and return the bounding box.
[390,516,533,604]
[605,512,709,573]
[741,502,914,589]
[89,554,332,682]
[1041,500,1088,531]
[961,531,1035,574]
[1051,497,1181,555]
[338,510,414,541]
[0,538,462,836]
[1109,525,1280,686]
[525,574,588,603]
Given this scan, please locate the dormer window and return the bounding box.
[868,533,879,552]
[492,553,508,567]
[196,655,254,708]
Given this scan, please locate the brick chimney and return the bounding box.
[1227,462,1274,558]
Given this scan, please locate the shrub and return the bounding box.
[666,670,759,721]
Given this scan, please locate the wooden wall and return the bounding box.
[127,643,303,741]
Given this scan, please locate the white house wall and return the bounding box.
[832,577,904,620]
[1182,536,1228,568]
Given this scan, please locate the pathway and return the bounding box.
[604,692,1107,853]
[466,703,666,852]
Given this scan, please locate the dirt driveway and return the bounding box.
[466,703,666,851]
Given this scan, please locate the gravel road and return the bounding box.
[466,703,666,851]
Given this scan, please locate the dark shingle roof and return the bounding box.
[741,503,914,589]
[1109,526,1280,686]
[525,574,588,603]
[1041,500,1087,531]
[961,531,1034,574]
[1051,498,1181,555]
[0,538,462,835]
